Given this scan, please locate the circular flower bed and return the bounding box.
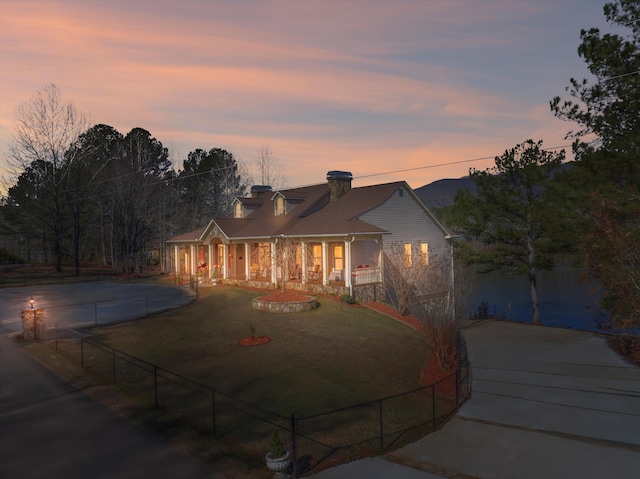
[252,291,318,313]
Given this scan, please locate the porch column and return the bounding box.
[378,239,384,283]
[245,243,250,279]
[173,245,179,274]
[208,243,214,279]
[301,241,307,284]
[345,239,352,288]
[222,244,228,279]
[271,241,277,284]
[322,241,328,286]
[193,245,197,275]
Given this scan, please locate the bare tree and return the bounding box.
[384,243,468,371]
[250,237,305,292]
[254,146,285,189]
[7,84,89,271]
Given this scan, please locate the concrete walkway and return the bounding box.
[309,321,640,478]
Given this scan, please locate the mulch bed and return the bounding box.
[256,291,312,302]
[238,336,272,347]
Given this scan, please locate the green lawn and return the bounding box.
[89,285,429,418]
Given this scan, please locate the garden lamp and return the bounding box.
[29,296,35,309]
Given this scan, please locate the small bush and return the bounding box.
[268,432,285,456]
[340,294,357,304]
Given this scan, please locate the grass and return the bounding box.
[28,282,439,478]
[89,285,429,418]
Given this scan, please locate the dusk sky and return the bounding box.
[0,0,610,190]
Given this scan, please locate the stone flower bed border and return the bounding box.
[251,291,318,313]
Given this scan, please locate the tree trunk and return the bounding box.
[529,272,541,325]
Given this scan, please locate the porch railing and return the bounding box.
[352,266,382,285]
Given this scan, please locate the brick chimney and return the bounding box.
[327,171,352,202]
[250,185,272,198]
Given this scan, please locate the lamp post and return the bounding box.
[22,296,42,341]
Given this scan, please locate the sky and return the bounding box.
[0,0,611,190]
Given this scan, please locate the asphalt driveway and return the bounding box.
[0,282,194,334]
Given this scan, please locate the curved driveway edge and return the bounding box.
[0,282,195,334]
[308,320,640,478]
[388,320,640,478]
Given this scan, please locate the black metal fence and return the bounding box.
[43,326,470,477]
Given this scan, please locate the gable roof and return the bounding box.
[169,224,208,242]
[168,179,449,243]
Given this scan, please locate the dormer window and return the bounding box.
[234,202,243,218]
[275,197,285,215]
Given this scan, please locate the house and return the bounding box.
[166,171,453,302]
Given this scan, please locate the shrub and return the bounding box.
[340,294,357,304]
[268,432,285,457]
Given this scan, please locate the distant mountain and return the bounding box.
[414,177,476,210]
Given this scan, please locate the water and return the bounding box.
[468,266,607,332]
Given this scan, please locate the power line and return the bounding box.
[352,143,573,183]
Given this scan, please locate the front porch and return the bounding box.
[203,275,384,303]
[169,237,384,301]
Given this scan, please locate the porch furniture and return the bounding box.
[251,263,260,279]
[308,265,321,281]
[290,264,301,280]
[328,269,342,281]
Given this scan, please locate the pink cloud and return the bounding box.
[1,0,594,193]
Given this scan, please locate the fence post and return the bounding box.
[154,365,159,409]
[456,334,461,407]
[432,383,436,428]
[291,414,297,479]
[378,399,384,452]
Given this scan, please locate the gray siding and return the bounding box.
[352,239,378,267]
[359,186,450,261]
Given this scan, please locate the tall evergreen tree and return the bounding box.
[451,140,565,325]
[178,148,247,230]
[551,0,639,333]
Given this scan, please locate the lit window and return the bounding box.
[421,242,429,265]
[234,202,242,218]
[404,243,412,267]
[334,244,343,270]
[275,197,285,215]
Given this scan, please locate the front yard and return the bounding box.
[89,285,429,417]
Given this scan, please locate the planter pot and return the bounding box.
[265,450,290,472]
